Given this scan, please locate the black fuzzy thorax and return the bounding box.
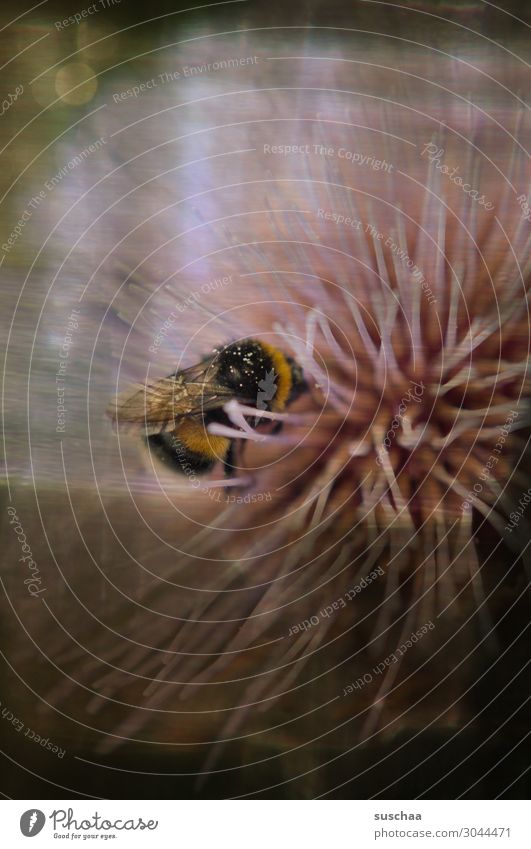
[215,339,275,401]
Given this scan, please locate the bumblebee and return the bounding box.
[108,339,306,477]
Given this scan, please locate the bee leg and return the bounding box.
[223,440,237,479]
[223,441,253,493]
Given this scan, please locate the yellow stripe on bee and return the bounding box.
[259,342,292,411]
[175,419,230,461]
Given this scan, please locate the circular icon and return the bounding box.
[20,810,46,837]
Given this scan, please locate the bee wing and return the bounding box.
[107,373,240,434]
[174,357,256,412]
[107,377,188,431]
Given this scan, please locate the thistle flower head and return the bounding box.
[19,31,529,788]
